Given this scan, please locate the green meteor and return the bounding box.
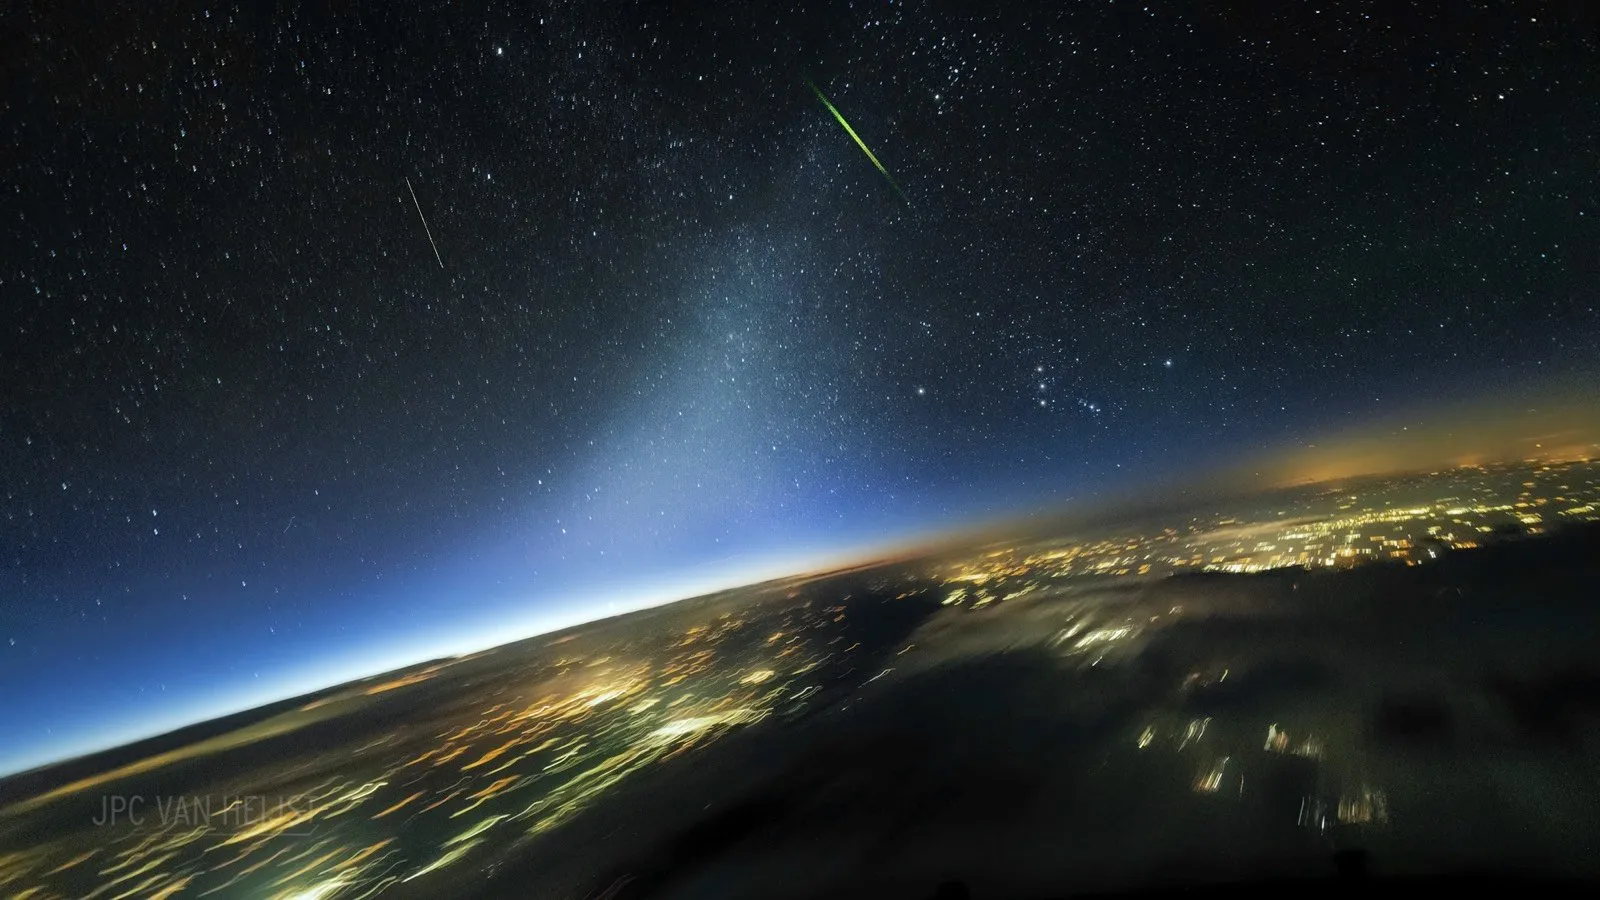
[808,80,908,203]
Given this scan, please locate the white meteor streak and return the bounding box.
[405,176,444,269]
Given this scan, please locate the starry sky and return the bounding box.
[2,1,1597,775]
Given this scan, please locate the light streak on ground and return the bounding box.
[0,459,1597,897]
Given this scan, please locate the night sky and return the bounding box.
[3,1,1597,775]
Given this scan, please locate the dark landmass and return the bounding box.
[481,522,1600,900]
[4,510,1600,899]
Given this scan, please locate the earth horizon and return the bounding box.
[5,457,1600,898]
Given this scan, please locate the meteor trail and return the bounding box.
[405,176,445,269]
[807,80,908,203]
